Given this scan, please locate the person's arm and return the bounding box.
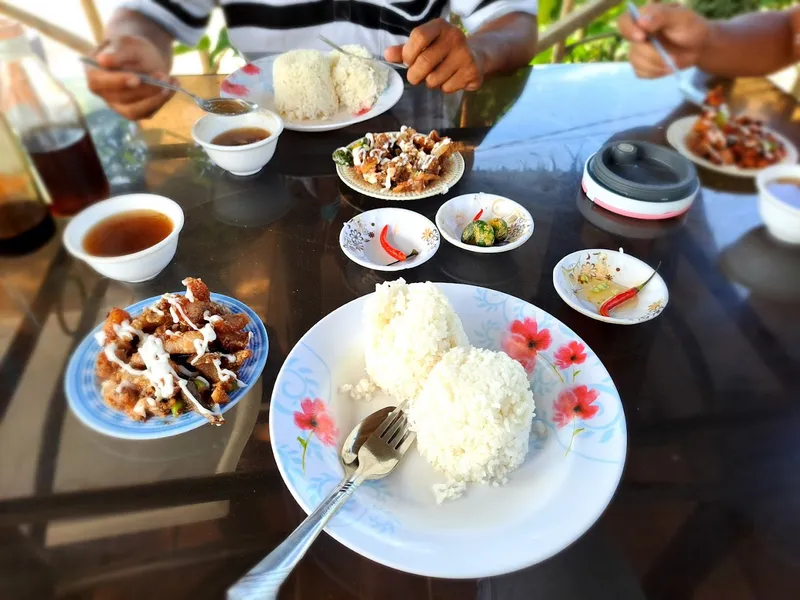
[698,9,798,77]
[618,4,800,79]
[385,3,537,93]
[86,2,212,120]
[470,12,538,76]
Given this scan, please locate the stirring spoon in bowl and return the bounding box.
[80,57,258,115]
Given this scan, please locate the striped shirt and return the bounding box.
[120,0,538,56]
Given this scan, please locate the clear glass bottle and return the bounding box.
[0,19,109,217]
[0,112,54,254]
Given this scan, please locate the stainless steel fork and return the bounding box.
[227,405,415,600]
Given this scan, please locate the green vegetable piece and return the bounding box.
[352,137,368,149]
[461,221,478,244]
[332,148,353,166]
[472,220,495,247]
[171,401,183,417]
[194,377,209,393]
[488,218,508,242]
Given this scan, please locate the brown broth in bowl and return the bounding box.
[83,209,173,257]
[211,127,270,146]
[766,177,800,209]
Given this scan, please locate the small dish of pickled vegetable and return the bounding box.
[552,249,669,325]
[339,207,440,272]
[435,193,533,254]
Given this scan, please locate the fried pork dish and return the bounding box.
[687,86,787,169]
[332,126,455,193]
[95,278,252,425]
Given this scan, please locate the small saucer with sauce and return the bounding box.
[552,249,669,325]
[63,194,184,283]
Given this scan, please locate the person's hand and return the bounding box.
[617,4,713,79]
[384,18,485,93]
[85,35,175,120]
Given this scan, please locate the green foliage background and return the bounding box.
[533,0,796,65]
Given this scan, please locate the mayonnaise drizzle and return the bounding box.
[182,278,195,303]
[105,344,145,376]
[94,331,107,346]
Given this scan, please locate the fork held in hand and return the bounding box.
[227,404,415,600]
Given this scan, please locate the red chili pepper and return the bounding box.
[599,262,661,317]
[379,224,418,265]
[473,209,483,221]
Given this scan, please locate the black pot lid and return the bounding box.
[587,141,699,203]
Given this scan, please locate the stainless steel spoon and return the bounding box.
[80,56,259,115]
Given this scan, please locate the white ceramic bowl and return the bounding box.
[339,207,440,271]
[63,194,184,283]
[756,164,800,245]
[435,192,533,253]
[553,249,668,325]
[191,110,284,176]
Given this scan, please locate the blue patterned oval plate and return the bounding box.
[65,293,268,440]
[269,283,626,578]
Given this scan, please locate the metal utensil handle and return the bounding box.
[317,34,407,70]
[626,2,681,76]
[226,474,363,600]
[79,56,201,102]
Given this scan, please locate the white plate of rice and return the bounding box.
[269,279,627,578]
[221,48,404,133]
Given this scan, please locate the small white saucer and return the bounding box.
[339,207,439,271]
[435,192,533,253]
[552,249,668,325]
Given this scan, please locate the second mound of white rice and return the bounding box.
[330,45,388,114]
[410,346,536,503]
[273,49,338,120]
[364,279,468,402]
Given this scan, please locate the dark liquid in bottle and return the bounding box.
[0,201,55,255]
[23,126,109,217]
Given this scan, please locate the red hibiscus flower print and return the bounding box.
[553,385,600,427]
[220,80,249,96]
[554,341,587,370]
[294,398,338,470]
[241,63,261,75]
[503,318,552,374]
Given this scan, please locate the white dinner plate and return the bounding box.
[553,249,668,325]
[436,192,534,253]
[666,116,798,178]
[339,208,440,271]
[269,283,626,578]
[221,56,404,133]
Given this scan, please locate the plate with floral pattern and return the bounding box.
[339,208,439,272]
[220,55,404,133]
[436,192,534,253]
[269,282,626,578]
[553,249,668,325]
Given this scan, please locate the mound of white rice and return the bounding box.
[330,45,388,114]
[273,49,338,120]
[409,346,536,503]
[364,279,468,402]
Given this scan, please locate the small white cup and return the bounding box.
[63,194,184,283]
[191,110,284,176]
[756,164,800,245]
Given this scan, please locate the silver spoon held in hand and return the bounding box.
[80,57,258,116]
[227,403,415,600]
